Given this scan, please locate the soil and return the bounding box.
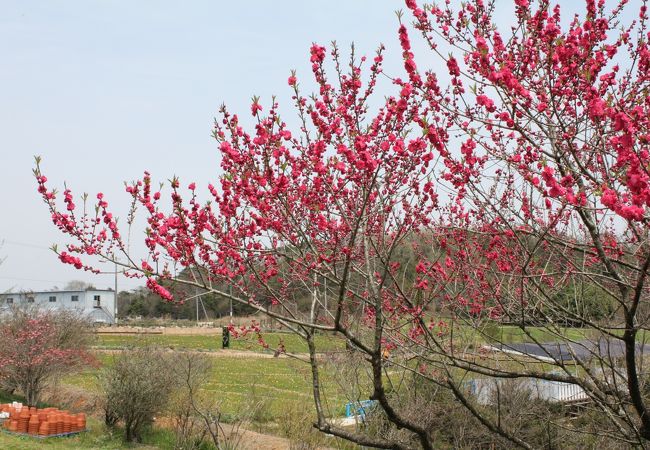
[182,422,297,450]
[96,326,222,335]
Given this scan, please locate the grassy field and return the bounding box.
[0,347,356,450]
[63,352,352,419]
[474,324,650,345]
[486,325,589,344]
[6,323,634,449]
[95,331,346,354]
[96,323,647,355]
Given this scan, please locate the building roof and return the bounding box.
[492,339,650,363]
[2,289,114,296]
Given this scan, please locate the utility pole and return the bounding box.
[195,286,200,324]
[114,261,118,325]
[324,276,328,314]
[229,284,233,324]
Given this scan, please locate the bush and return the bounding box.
[0,307,95,406]
[100,346,175,442]
[168,352,215,450]
[168,352,251,450]
[277,402,324,450]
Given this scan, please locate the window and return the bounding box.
[93,295,101,308]
[71,295,79,302]
[6,298,13,304]
[27,297,34,303]
[49,296,56,302]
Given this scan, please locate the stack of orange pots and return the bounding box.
[17,409,30,433]
[0,403,87,436]
[62,414,72,433]
[39,422,49,436]
[27,414,39,435]
[37,409,48,422]
[46,419,57,436]
[55,413,63,434]
[8,406,17,421]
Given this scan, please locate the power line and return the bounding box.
[2,240,52,251]
[0,275,63,283]
[0,275,143,288]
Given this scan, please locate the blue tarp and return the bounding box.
[345,400,377,418]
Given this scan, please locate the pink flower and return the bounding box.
[588,97,607,119]
[399,25,411,51]
[620,205,645,221]
[309,44,326,64]
[476,94,496,112]
[251,101,262,116]
[446,57,461,77]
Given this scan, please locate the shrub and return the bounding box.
[277,402,323,450]
[100,346,175,442]
[168,352,249,450]
[168,352,215,450]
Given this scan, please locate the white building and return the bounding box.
[0,289,117,324]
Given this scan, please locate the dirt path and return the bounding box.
[96,326,223,335]
[219,424,293,450]
[92,347,312,360]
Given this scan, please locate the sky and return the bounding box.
[0,1,410,292]
[0,1,637,293]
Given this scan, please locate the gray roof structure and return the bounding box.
[493,339,650,363]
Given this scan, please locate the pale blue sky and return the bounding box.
[0,1,636,292]
[0,1,406,292]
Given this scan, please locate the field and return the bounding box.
[467,324,650,345]
[0,349,356,449]
[63,353,352,419]
[0,329,357,449]
[481,324,589,344]
[94,331,346,354]
[2,323,637,449]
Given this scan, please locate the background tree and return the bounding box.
[0,307,95,406]
[63,280,97,291]
[34,0,650,447]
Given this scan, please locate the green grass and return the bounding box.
[202,356,349,418]
[55,353,353,448]
[16,322,633,449]
[489,325,589,344]
[479,324,650,345]
[97,324,643,355]
[94,332,345,354]
[62,352,351,420]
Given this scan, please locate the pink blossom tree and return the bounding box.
[35,0,650,447]
[0,308,96,406]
